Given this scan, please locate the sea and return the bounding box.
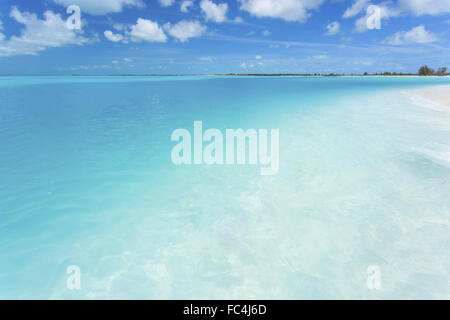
[0,76,449,299]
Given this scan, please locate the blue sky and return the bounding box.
[0,0,449,75]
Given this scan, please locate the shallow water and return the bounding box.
[0,76,449,299]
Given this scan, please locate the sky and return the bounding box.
[0,0,449,75]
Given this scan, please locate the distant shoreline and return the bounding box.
[0,74,449,77]
[212,74,450,77]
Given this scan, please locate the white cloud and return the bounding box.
[262,30,271,36]
[343,0,450,35]
[71,64,113,70]
[0,7,89,57]
[385,25,438,45]
[94,65,112,69]
[238,0,325,22]
[256,55,262,59]
[180,0,194,12]
[200,0,229,23]
[311,54,329,60]
[112,60,119,64]
[164,20,206,42]
[53,0,144,15]
[199,56,214,61]
[398,0,450,16]
[124,57,133,62]
[159,0,175,7]
[325,21,339,35]
[240,62,248,69]
[113,23,127,31]
[104,30,125,42]
[129,18,167,42]
[343,0,370,18]
[345,0,450,33]
[106,18,206,44]
[354,15,370,32]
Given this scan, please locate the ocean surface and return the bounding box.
[1,76,449,299]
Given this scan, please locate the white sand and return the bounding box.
[410,84,450,108]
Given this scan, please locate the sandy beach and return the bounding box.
[410,84,450,108]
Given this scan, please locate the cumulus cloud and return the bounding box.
[164,20,206,42]
[0,7,89,57]
[325,21,340,35]
[343,0,370,18]
[159,0,175,7]
[129,18,167,42]
[238,0,325,22]
[398,0,450,16]
[200,0,229,23]
[104,30,125,42]
[104,18,206,44]
[53,0,144,15]
[180,0,194,13]
[385,25,438,45]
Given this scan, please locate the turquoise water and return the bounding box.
[1,76,449,299]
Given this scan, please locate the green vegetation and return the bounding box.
[418,65,448,76]
[436,67,447,75]
[419,65,435,76]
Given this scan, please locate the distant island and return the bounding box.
[214,66,448,77]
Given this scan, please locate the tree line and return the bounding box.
[418,66,447,76]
